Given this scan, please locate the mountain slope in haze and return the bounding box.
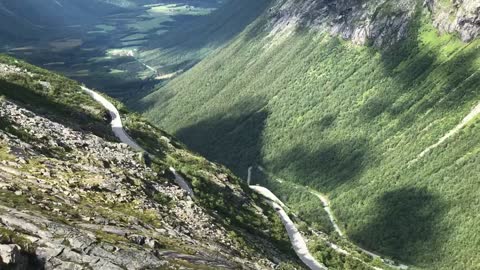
[139,0,480,269]
[137,0,271,76]
[0,55,306,269]
[0,0,261,110]
[0,0,129,43]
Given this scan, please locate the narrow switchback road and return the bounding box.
[82,86,194,198]
[250,166,408,270]
[267,199,328,270]
[308,190,343,237]
[247,167,327,270]
[82,86,143,151]
[414,101,480,161]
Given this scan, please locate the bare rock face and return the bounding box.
[0,244,31,270]
[267,0,417,46]
[266,0,479,46]
[427,0,480,41]
[0,244,21,265]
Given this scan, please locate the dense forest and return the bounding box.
[138,9,480,270]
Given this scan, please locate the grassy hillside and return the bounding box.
[138,9,480,270]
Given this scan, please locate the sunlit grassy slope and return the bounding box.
[139,11,480,270]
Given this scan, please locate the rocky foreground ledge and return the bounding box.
[0,98,296,269]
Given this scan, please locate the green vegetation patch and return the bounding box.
[0,54,114,140]
[0,144,13,161]
[139,11,480,270]
[0,227,35,253]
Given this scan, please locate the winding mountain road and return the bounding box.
[250,166,409,270]
[247,167,327,270]
[308,190,343,237]
[267,199,327,270]
[82,86,194,198]
[82,86,143,151]
[414,101,480,161]
[82,85,402,269]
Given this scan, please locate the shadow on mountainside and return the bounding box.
[357,15,435,123]
[266,137,371,191]
[350,187,448,265]
[175,102,269,179]
[362,14,480,127]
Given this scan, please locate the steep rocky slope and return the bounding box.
[264,0,480,46]
[138,0,480,269]
[0,56,304,269]
[428,0,480,41]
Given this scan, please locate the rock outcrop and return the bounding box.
[427,0,480,41]
[267,0,416,46]
[0,244,22,265]
[266,0,479,46]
